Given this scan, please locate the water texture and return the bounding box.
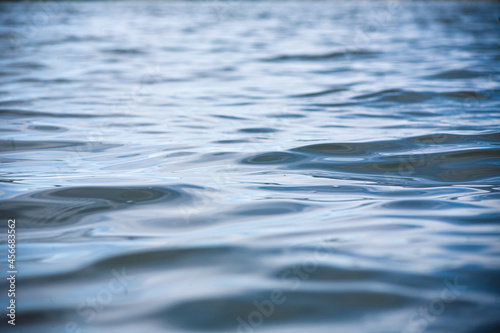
[0,1,500,332]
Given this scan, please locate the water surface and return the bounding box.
[1,1,500,332]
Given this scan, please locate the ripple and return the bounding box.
[101,47,147,55]
[292,140,410,156]
[239,127,278,133]
[241,152,304,164]
[27,124,67,132]
[212,139,250,144]
[289,87,347,98]
[0,109,121,118]
[425,69,486,80]
[8,61,47,69]
[156,288,415,331]
[231,201,311,216]
[267,113,306,118]
[263,49,377,62]
[0,140,119,152]
[0,185,195,227]
[437,91,489,99]
[289,136,500,184]
[353,89,431,103]
[381,199,481,210]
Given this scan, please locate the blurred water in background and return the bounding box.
[0,1,500,332]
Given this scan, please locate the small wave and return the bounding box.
[0,140,119,153]
[231,201,311,216]
[279,133,500,184]
[241,152,304,164]
[8,61,47,69]
[27,124,67,132]
[37,35,106,46]
[425,69,485,80]
[262,50,377,62]
[11,77,72,84]
[292,150,500,184]
[381,199,481,210]
[0,109,120,118]
[289,87,347,98]
[436,91,489,99]
[154,288,414,331]
[101,47,147,55]
[353,89,431,103]
[212,139,250,144]
[0,185,196,227]
[292,140,410,156]
[239,127,278,133]
[406,132,500,144]
[267,113,306,118]
[212,114,249,120]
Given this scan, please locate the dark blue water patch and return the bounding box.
[212,139,250,144]
[289,87,347,98]
[469,321,500,333]
[164,151,196,158]
[241,152,305,164]
[441,243,490,253]
[190,151,239,163]
[86,244,246,274]
[239,127,278,133]
[404,133,479,145]
[294,155,500,184]
[0,109,129,118]
[212,114,249,120]
[387,212,500,226]
[262,49,379,62]
[154,288,416,332]
[266,113,306,118]
[270,264,440,290]
[402,110,442,118]
[288,134,500,181]
[100,47,147,55]
[352,89,432,103]
[14,308,76,333]
[7,77,73,84]
[424,69,487,80]
[291,140,411,156]
[311,102,357,108]
[436,91,490,100]
[0,140,120,153]
[231,201,312,217]
[439,147,500,163]
[0,185,198,228]
[7,61,47,69]
[27,124,67,132]
[36,35,108,45]
[381,199,483,210]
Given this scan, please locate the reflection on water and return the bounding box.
[1,1,500,332]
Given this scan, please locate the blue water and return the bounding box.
[1,1,500,332]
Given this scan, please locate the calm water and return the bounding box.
[1,1,500,332]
